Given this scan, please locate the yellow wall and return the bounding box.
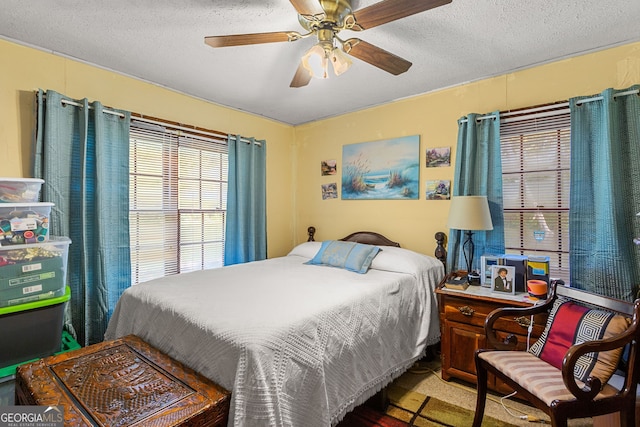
[0,39,296,258]
[294,42,640,255]
[3,38,640,258]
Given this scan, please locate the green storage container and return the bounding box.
[0,237,70,307]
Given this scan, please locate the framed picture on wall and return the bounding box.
[341,135,420,200]
[491,265,516,295]
[321,159,337,176]
[425,180,450,200]
[425,147,451,167]
[321,183,338,199]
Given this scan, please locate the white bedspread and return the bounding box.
[105,243,443,427]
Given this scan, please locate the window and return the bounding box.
[500,103,571,282]
[129,117,228,285]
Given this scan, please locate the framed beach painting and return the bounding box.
[341,135,420,200]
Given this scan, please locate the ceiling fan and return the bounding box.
[204,0,452,88]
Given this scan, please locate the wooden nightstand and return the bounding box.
[436,274,548,394]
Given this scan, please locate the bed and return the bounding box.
[104,229,446,427]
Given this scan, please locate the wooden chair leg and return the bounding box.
[472,358,488,427]
[548,412,568,427]
[621,407,635,427]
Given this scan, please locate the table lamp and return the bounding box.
[447,195,494,284]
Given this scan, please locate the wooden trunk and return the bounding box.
[15,334,230,427]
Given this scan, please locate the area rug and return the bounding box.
[337,384,518,427]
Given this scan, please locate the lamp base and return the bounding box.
[467,271,481,286]
[462,230,479,285]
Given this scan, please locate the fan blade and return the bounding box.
[205,31,302,48]
[290,0,324,16]
[290,62,312,88]
[353,0,451,30]
[343,38,411,75]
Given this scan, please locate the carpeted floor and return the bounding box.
[338,382,517,427]
[387,384,517,426]
[338,357,595,427]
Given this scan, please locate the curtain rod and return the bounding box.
[574,88,639,105]
[60,98,125,118]
[460,89,639,123]
[458,114,498,124]
[45,94,262,146]
[58,98,226,140]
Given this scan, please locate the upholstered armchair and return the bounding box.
[472,282,640,427]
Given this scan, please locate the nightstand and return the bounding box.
[435,275,548,394]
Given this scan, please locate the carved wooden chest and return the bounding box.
[15,334,230,426]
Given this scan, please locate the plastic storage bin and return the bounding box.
[0,286,70,369]
[0,202,53,245]
[0,178,44,203]
[0,236,70,307]
[0,331,80,379]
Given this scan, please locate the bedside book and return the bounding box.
[444,274,469,290]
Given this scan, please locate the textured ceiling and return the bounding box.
[2,0,639,125]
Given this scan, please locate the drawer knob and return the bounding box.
[515,316,531,328]
[458,305,475,316]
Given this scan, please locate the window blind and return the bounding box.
[500,103,571,282]
[129,118,228,285]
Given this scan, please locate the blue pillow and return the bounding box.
[305,240,381,274]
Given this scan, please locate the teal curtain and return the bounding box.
[33,89,131,345]
[224,135,267,265]
[569,85,640,300]
[448,112,505,273]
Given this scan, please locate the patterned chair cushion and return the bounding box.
[478,351,618,406]
[528,297,630,386]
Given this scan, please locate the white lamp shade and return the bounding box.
[447,195,494,231]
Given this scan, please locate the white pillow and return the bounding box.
[370,246,438,275]
[287,241,322,259]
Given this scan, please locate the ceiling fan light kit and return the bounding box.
[301,41,352,79]
[204,0,452,87]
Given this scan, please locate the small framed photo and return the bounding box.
[321,183,338,199]
[491,265,516,295]
[321,159,337,176]
[425,180,450,200]
[481,255,502,287]
[426,147,451,167]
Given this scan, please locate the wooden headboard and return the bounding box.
[306,226,447,269]
[339,231,401,247]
